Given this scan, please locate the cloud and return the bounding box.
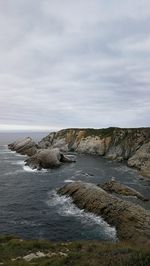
[0,0,150,131]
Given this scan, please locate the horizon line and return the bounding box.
[0,124,149,132]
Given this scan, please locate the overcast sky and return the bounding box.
[0,0,150,131]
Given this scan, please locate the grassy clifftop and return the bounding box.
[0,235,150,266]
[40,127,150,143]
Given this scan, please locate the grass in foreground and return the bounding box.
[0,235,150,266]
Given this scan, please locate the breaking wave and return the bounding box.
[64,179,75,183]
[46,190,117,241]
[23,166,38,172]
[3,169,24,176]
[23,165,47,173]
[11,160,25,166]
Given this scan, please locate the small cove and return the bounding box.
[0,139,150,241]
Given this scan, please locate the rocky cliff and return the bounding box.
[58,181,150,243]
[39,127,150,177]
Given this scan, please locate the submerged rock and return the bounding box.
[98,180,149,201]
[25,148,76,170]
[58,181,150,243]
[8,137,38,156]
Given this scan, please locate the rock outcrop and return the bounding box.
[39,127,150,177]
[98,180,148,201]
[25,148,76,170]
[8,128,150,175]
[8,137,76,170]
[38,128,114,153]
[8,137,38,156]
[128,141,150,178]
[58,181,150,243]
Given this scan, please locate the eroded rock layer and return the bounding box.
[39,127,150,177]
[8,137,38,156]
[58,181,150,243]
[98,180,149,201]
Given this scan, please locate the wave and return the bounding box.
[74,170,94,178]
[0,149,26,158]
[3,169,24,176]
[46,190,117,241]
[0,150,16,154]
[23,166,38,172]
[1,157,12,160]
[0,146,26,157]
[11,160,25,166]
[7,219,42,227]
[23,165,47,173]
[3,165,47,175]
[15,153,26,157]
[64,179,75,183]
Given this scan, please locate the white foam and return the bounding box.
[0,150,16,154]
[0,147,26,157]
[4,169,24,176]
[46,190,69,207]
[11,160,25,166]
[9,220,42,227]
[46,190,117,240]
[23,165,48,173]
[2,157,11,160]
[64,179,75,183]
[75,170,83,176]
[69,175,76,179]
[15,153,26,157]
[75,170,83,174]
[23,166,38,172]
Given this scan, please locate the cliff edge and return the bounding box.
[39,127,150,177]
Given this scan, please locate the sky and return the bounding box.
[0,0,150,131]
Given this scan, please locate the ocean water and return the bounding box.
[0,132,150,241]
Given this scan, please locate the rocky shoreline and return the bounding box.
[8,137,76,170]
[38,127,150,178]
[58,181,150,244]
[7,127,150,245]
[8,127,150,177]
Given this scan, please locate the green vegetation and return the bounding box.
[0,235,150,266]
[84,127,116,138]
[64,127,117,138]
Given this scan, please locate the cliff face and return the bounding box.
[38,127,150,177]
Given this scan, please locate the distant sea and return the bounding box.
[0,131,49,145]
[0,131,150,241]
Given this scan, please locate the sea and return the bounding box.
[0,132,150,242]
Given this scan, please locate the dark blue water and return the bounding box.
[0,133,150,241]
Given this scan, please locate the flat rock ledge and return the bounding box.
[58,181,150,244]
[98,180,149,201]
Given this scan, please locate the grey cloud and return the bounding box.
[0,0,150,131]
